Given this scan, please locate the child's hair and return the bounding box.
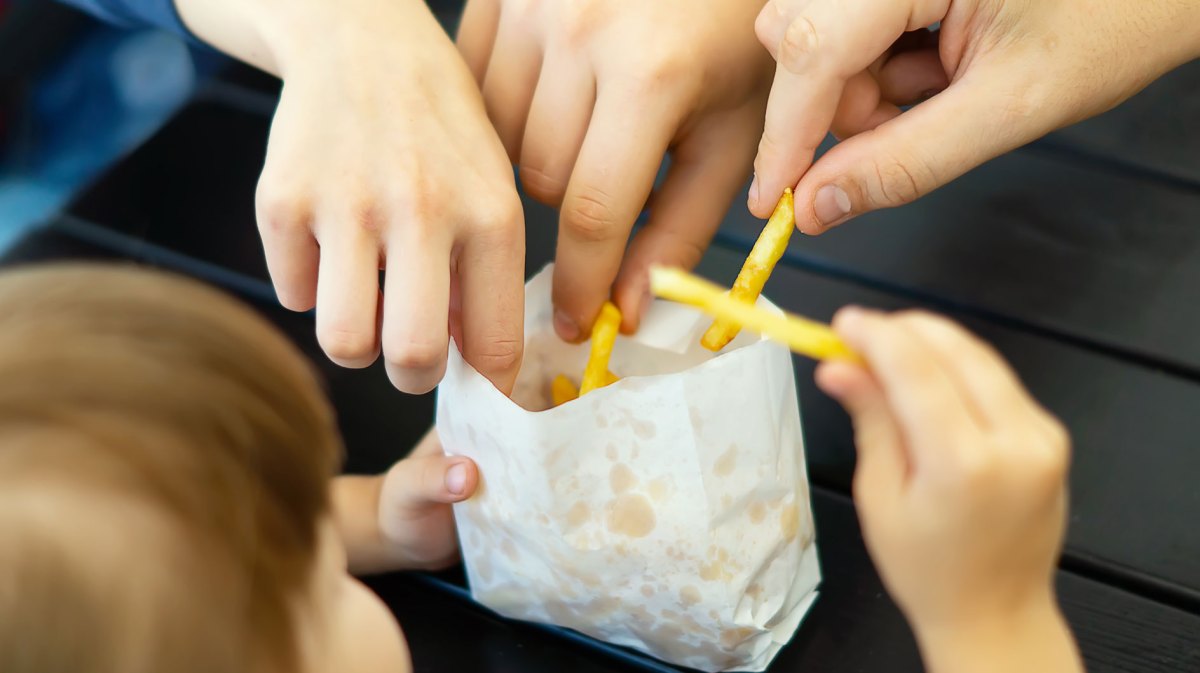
[0,264,342,673]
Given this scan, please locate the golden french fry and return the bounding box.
[701,188,795,351]
[551,374,579,406]
[551,369,620,407]
[651,266,861,363]
[580,301,622,395]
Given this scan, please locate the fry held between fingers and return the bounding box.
[651,266,861,363]
[702,188,796,351]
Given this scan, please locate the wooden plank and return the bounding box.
[1038,59,1200,187]
[59,101,1200,600]
[718,149,1200,377]
[6,226,1199,673]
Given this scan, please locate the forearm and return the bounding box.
[914,597,1085,673]
[172,0,435,78]
[332,474,396,576]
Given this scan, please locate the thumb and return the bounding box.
[383,452,480,515]
[793,68,1045,234]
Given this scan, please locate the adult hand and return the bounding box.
[458,0,774,337]
[751,0,1200,233]
[178,0,526,394]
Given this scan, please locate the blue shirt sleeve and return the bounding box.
[56,0,193,40]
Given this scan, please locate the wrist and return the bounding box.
[332,474,390,575]
[912,593,1083,673]
[175,0,435,79]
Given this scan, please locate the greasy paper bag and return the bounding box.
[437,265,820,672]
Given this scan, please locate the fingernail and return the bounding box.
[445,462,468,496]
[814,185,852,227]
[749,175,761,210]
[554,309,580,342]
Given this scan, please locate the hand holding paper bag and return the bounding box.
[437,265,819,672]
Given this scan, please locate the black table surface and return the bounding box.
[5,32,1198,673]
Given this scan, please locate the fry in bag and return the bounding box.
[580,301,622,395]
[702,188,795,351]
[437,265,819,672]
[552,371,621,407]
[551,374,580,406]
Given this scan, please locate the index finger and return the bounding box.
[749,0,945,217]
[458,197,526,396]
[834,307,982,468]
[750,66,843,218]
[552,91,676,342]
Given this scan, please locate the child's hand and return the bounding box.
[178,0,526,395]
[457,0,773,337]
[336,430,479,575]
[816,308,1083,672]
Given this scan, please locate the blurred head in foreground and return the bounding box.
[0,264,410,673]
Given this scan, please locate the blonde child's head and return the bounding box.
[0,264,409,673]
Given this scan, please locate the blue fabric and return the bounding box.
[57,0,191,39]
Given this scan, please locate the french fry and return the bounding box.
[651,266,861,363]
[551,374,579,406]
[701,188,795,351]
[580,301,622,395]
[551,370,621,407]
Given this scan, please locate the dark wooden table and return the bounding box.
[5,25,1198,673]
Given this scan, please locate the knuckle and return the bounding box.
[778,15,820,74]
[1024,445,1069,498]
[954,451,998,490]
[385,340,448,373]
[755,133,785,170]
[319,328,378,366]
[255,186,310,235]
[895,308,946,327]
[865,153,933,207]
[560,3,605,47]
[464,336,522,374]
[348,200,385,236]
[564,189,619,243]
[666,236,708,271]
[472,194,523,243]
[1043,416,1071,454]
[520,165,569,207]
[397,187,441,225]
[754,6,777,50]
[896,310,966,344]
[635,53,693,95]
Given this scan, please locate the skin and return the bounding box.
[816,308,1084,673]
[749,0,1200,232]
[457,0,775,338]
[305,312,1082,673]
[174,0,526,396]
[299,430,479,673]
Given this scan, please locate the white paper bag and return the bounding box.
[437,265,820,672]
